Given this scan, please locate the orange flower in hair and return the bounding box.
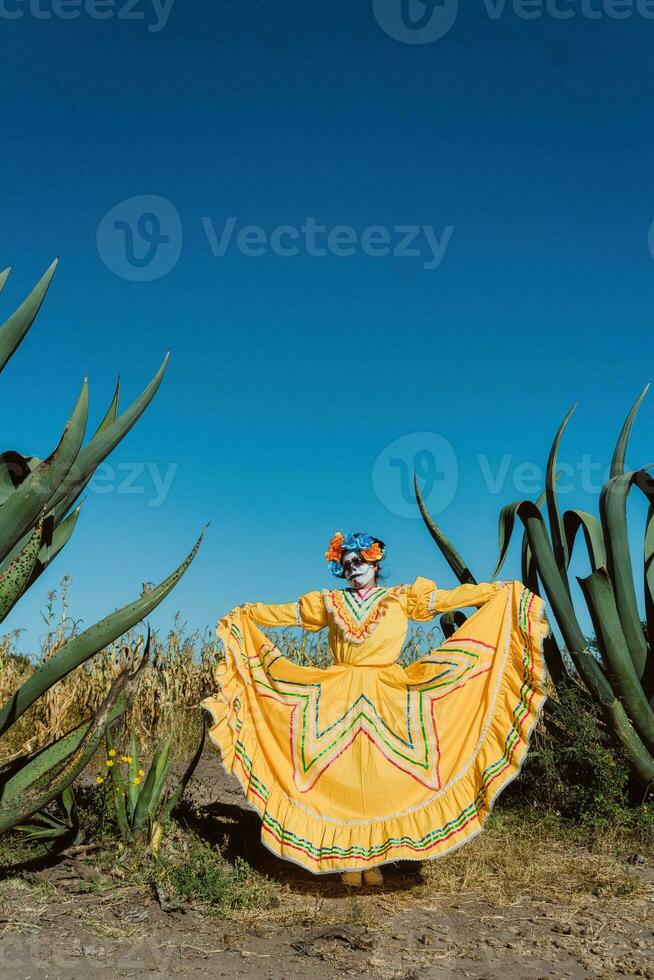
[325,531,345,563]
[360,542,383,562]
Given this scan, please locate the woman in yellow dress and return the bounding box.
[201,531,548,887]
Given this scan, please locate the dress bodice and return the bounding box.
[321,584,410,666]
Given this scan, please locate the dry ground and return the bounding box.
[1,758,652,980]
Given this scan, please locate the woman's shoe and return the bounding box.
[362,868,384,886]
[341,871,363,887]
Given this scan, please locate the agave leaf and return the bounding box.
[610,383,650,479]
[0,381,88,563]
[161,717,206,821]
[0,259,58,372]
[414,474,476,584]
[562,510,607,572]
[0,649,147,834]
[24,505,82,591]
[0,520,43,623]
[493,498,617,707]
[545,404,577,586]
[578,568,654,754]
[46,354,169,516]
[520,488,547,591]
[599,469,651,677]
[0,267,10,296]
[0,504,79,577]
[0,529,204,737]
[0,696,126,802]
[643,505,654,700]
[0,451,31,504]
[92,377,120,439]
[517,488,567,684]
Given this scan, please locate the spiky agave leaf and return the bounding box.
[24,505,82,591]
[0,520,43,623]
[644,504,654,700]
[562,509,606,572]
[578,567,654,754]
[610,383,650,479]
[0,451,32,505]
[599,466,654,679]
[0,380,88,563]
[0,696,127,803]
[46,355,169,518]
[0,260,58,372]
[545,403,577,589]
[0,528,205,737]
[413,474,476,584]
[0,646,148,834]
[92,377,120,439]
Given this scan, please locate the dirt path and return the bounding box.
[1,759,653,979]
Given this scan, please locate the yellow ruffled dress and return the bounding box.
[201,578,548,874]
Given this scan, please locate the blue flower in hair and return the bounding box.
[342,533,360,552]
[355,533,373,549]
[329,560,345,578]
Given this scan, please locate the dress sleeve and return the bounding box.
[406,576,506,621]
[241,591,327,632]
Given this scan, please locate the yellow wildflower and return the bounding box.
[108,748,117,757]
[120,755,133,764]
[138,769,145,777]
[106,758,114,767]
[133,776,141,785]
[95,776,105,785]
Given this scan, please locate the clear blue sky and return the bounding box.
[2,1,654,652]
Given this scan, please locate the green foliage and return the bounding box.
[153,834,277,914]
[101,717,205,850]
[513,680,631,822]
[415,388,654,786]
[0,261,203,841]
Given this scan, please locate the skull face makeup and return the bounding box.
[342,550,377,591]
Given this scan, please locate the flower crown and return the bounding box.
[324,531,385,578]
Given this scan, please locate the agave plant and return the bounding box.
[0,260,204,841]
[415,385,654,786]
[103,716,206,852]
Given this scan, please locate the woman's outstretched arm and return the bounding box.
[407,576,510,621]
[236,591,327,631]
[240,600,302,628]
